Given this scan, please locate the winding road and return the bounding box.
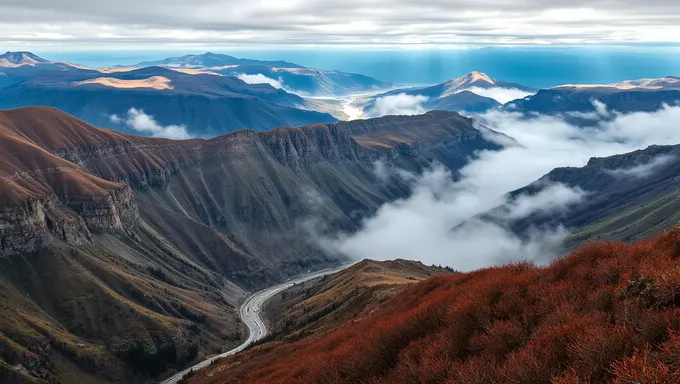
[160,265,350,384]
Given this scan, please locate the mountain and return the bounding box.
[0,54,337,137]
[509,76,680,117]
[498,144,680,249]
[0,107,506,382]
[0,51,91,88]
[131,52,392,96]
[189,226,680,384]
[355,72,536,117]
[0,51,50,67]
[134,52,304,69]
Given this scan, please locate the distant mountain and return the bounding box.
[131,52,392,96]
[509,76,680,118]
[355,71,536,117]
[0,52,337,137]
[134,52,304,69]
[553,76,680,92]
[0,51,50,67]
[0,51,91,88]
[0,107,507,382]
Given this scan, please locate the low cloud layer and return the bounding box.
[370,93,429,116]
[467,87,535,104]
[236,73,284,89]
[315,103,680,271]
[605,155,675,179]
[110,108,191,139]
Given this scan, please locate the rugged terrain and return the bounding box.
[0,53,336,137]
[492,143,680,250]
[189,227,680,384]
[0,106,504,382]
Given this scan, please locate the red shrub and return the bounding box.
[194,228,680,384]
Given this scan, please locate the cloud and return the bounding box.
[605,154,675,178]
[467,87,535,104]
[109,108,192,139]
[236,73,284,89]
[370,93,429,117]
[313,103,680,271]
[494,183,586,220]
[591,99,611,117]
[3,1,680,48]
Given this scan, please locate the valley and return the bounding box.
[3,44,680,384]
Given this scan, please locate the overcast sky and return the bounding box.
[2,0,680,50]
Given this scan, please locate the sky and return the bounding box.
[2,0,680,50]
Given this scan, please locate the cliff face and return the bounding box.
[0,109,141,257]
[0,106,507,382]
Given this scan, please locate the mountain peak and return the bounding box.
[452,71,496,87]
[0,51,49,67]
[439,71,498,96]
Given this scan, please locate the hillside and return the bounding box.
[497,144,680,249]
[264,260,453,341]
[190,226,680,384]
[0,107,504,382]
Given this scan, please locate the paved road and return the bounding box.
[160,265,350,384]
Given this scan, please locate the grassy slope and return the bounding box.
[191,228,680,384]
[264,260,453,341]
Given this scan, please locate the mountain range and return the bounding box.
[130,52,392,96]
[5,50,680,384]
[354,71,537,117]
[0,52,342,138]
[508,76,680,118]
[0,106,503,382]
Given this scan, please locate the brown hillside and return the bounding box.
[190,228,680,384]
[265,259,453,341]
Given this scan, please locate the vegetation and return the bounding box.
[192,227,680,383]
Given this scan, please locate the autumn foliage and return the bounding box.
[194,227,680,384]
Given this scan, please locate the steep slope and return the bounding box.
[264,260,453,342]
[132,52,392,96]
[190,227,680,384]
[355,72,536,117]
[0,107,506,382]
[501,144,680,248]
[0,108,248,383]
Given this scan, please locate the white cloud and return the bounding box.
[591,99,611,117]
[313,103,680,271]
[4,1,680,48]
[109,108,192,139]
[495,183,586,220]
[605,155,675,178]
[467,87,535,104]
[236,73,285,89]
[370,93,429,117]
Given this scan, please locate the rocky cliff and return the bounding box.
[0,106,507,382]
